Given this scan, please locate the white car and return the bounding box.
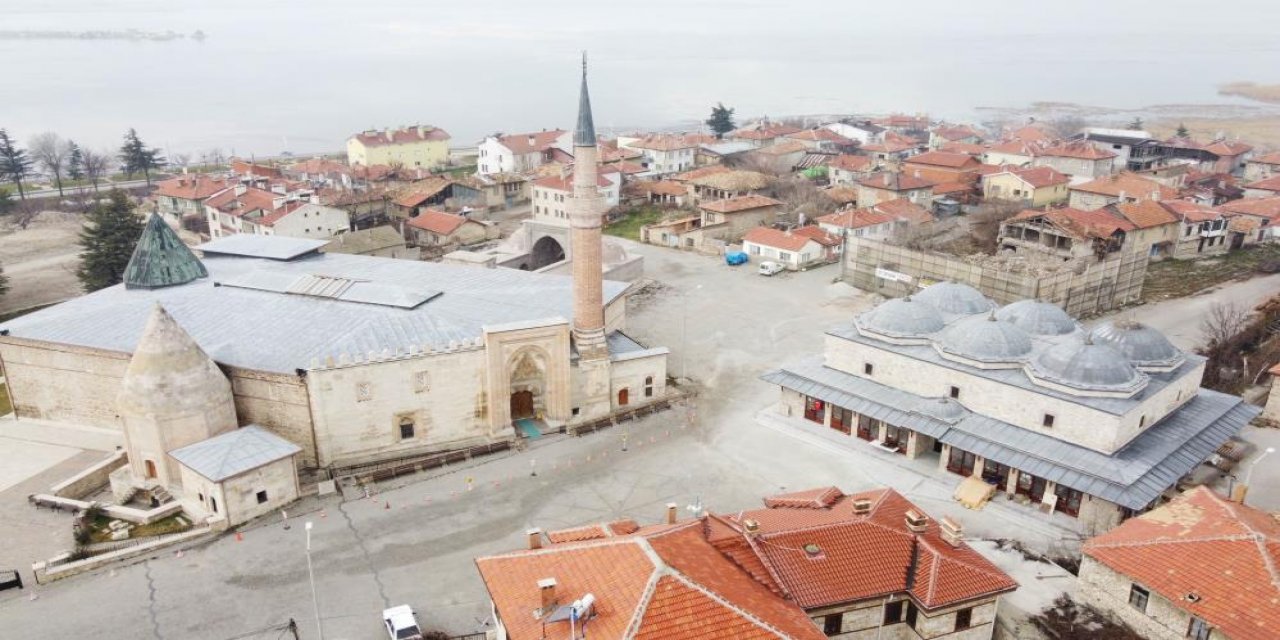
[383,605,424,640]
[758,261,785,276]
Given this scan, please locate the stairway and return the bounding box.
[150,485,173,505]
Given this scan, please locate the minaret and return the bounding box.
[569,54,608,361]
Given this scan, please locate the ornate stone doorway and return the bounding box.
[510,390,535,420]
[508,347,549,423]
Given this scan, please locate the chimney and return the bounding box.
[904,509,928,533]
[1119,189,1127,202]
[940,517,964,548]
[528,135,537,147]
[537,578,557,612]
[665,503,678,524]
[852,498,872,515]
[743,519,760,537]
[234,184,248,197]
[526,527,543,550]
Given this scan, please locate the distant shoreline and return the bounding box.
[0,29,206,42]
[1219,82,1280,105]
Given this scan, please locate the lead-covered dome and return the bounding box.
[995,299,1076,336]
[1089,319,1184,369]
[914,282,994,315]
[857,296,945,339]
[1027,337,1144,393]
[912,397,968,424]
[937,314,1033,363]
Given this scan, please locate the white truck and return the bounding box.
[383,605,424,640]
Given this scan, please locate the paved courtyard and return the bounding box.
[0,241,1266,639]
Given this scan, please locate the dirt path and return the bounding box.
[0,211,85,315]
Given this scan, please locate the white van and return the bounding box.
[758,261,785,276]
[383,605,424,640]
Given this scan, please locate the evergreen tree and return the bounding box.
[0,188,13,216]
[76,189,145,292]
[1126,117,1144,131]
[0,129,33,200]
[705,103,737,139]
[1176,123,1190,138]
[118,128,165,186]
[67,141,85,181]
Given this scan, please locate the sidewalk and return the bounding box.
[756,407,1087,551]
[0,416,123,453]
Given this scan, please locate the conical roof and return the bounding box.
[123,213,208,289]
[574,54,596,146]
[117,304,231,416]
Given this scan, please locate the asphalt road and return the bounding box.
[1094,272,1280,350]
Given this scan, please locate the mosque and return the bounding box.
[0,63,667,523]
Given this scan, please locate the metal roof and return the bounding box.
[1089,320,1185,369]
[1028,338,1145,393]
[913,282,994,315]
[168,425,300,482]
[936,315,1033,363]
[762,360,1258,509]
[856,297,945,339]
[994,300,1077,336]
[124,213,209,289]
[197,235,328,261]
[3,247,630,374]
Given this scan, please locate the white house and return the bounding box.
[205,185,349,239]
[531,170,620,222]
[618,134,707,175]
[824,121,885,146]
[741,226,840,270]
[478,130,571,175]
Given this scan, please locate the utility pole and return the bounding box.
[305,522,324,640]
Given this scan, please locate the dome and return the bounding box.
[937,314,1033,363]
[914,282,994,315]
[857,296,945,338]
[912,397,968,423]
[1028,337,1144,392]
[995,300,1076,336]
[1089,319,1184,368]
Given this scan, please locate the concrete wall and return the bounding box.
[1078,556,1226,640]
[1069,190,1119,211]
[51,451,128,499]
[213,456,300,527]
[273,203,350,239]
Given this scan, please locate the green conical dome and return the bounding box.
[124,213,208,289]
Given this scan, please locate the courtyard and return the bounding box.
[0,239,1262,638]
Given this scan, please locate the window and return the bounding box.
[863,363,874,376]
[572,407,580,416]
[210,496,218,513]
[644,376,654,398]
[1128,584,1150,613]
[823,613,842,636]
[256,490,269,504]
[905,601,918,628]
[883,600,904,625]
[1043,413,1055,428]
[778,251,792,262]
[1139,415,1147,428]
[949,385,960,399]
[399,418,415,440]
[1187,616,1211,640]
[954,607,972,631]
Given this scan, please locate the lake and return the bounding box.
[4,0,1279,158]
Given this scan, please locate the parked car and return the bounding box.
[758,261,785,276]
[725,251,748,266]
[383,605,424,640]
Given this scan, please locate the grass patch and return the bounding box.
[605,206,667,242]
[0,384,10,416]
[89,513,191,543]
[1143,244,1280,301]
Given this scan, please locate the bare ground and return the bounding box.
[0,211,85,315]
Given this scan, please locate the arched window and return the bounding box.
[644,376,655,398]
[618,388,629,406]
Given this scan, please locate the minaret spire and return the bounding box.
[574,51,596,146]
[568,54,607,362]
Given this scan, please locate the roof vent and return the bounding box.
[852,498,873,515]
[905,509,928,533]
[940,516,964,547]
[1185,592,1202,603]
[743,519,760,535]
[803,543,824,559]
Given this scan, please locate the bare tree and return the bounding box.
[966,201,1024,254]
[29,132,71,197]
[80,148,111,193]
[200,147,227,166]
[1200,302,1249,349]
[1046,115,1087,140]
[171,152,192,170]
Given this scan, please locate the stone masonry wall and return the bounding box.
[1077,556,1227,640]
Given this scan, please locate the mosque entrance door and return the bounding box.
[510,390,535,420]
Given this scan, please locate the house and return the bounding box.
[874,114,930,134]
[391,177,454,219]
[698,195,784,239]
[1243,174,1280,199]
[477,130,571,175]
[817,198,932,241]
[746,140,809,173]
[620,133,708,175]
[981,165,1071,207]
[323,225,419,260]
[928,124,983,149]
[902,151,982,184]
[1159,137,1254,175]
[1032,141,1117,184]
[860,139,917,165]
[286,158,353,190]
[1080,486,1279,640]
[1106,200,1181,259]
[152,174,235,228]
[982,140,1044,167]
[824,120,886,146]
[695,140,756,166]
[452,173,528,209]
[938,141,986,157]
[763,286,1259,534]
[726,120,803,147]
[678,167,773,203]
[1077,129,1165,172]
[1069,172,1180,211]
[857,172,935,208]
[1180,169,1244,205]
[1218,196,1280,243]
[204,185,349,240]
[531,172,619,222]
[741,226,841,270]
[404,208,494,248]
[999,207,1135,260]
[624,180,688,207]
[475,486,1017,640]
[1243,151,1280,182]
[1159,200,1233,257]
[786,127,857,153]
[828,154,877,186]
[1004,124,1054,144]
[347,125,450,170]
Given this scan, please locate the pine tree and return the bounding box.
[118,128,165,186]
[0,188,13,216]
[67,142,85,181]
[1126,117,1144,131]
[76,189,145,292]
[706,103,737,139]
[1176,123,1190,138]
[0,129,33,200]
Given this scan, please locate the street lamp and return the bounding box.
[680,284,703,382]
[305,521,324,640]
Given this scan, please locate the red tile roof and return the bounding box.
[754,140,809,156]
[859,172,935,192]
[904,151,980,169]
[699,194,782,214]
[1245,175,1280,193]
[673,165,732,182]
[533,173,612,191]
[1203,139,1253,157]
[1071,172,1178,200]
[730,123,804,141]
[861,140,916,154]
[787,128,853,145]
[1161,199,1221,223]
[874,198,933,224]
[1084,487,1280,640]
[495,130,567,154]
[828,154,874,173]
[351,126,450,147]
[816,207,895,230]
[1006,125,1053,144]
[1218,196,1280,221]
[628,133,713,152]
[932,125,982,141]
[1110,200,1179,229]
[154,175,234,201]
[1009,165,1070,188]
[405,208,466,235]
[1251,152,1280,166]
[986,139,1046,158]
[1039,140,1117,160]
[1010,207,1135,240]
[742,226,839,252]
[392,177,452,208]
[938,142,986,156]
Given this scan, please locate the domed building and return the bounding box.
[764,293,1259,534]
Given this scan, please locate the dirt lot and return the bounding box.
[0,211,85,316]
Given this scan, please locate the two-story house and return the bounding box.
[347,125,451,170]
[478,130,571,175]
[857,172,935,208]
[1032,141,1117,184]
[981,165,1070,207]
[1068,172,1179,211]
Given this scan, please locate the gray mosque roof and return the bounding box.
[1089,319,1185,369]
[124,214,208,289]
[1028,337,1145,393]
[912,282,994,315]
[169,425,301,482]
[936,314,1033,363]
[994,299,1077,336]
[856,296,945,338]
